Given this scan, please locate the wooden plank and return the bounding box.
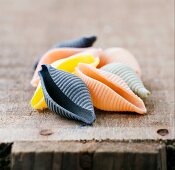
[166,141,175,170]
[11,141,167,170]
[52,152,62,170]
[0,0,174,142]
[0,143,12,170]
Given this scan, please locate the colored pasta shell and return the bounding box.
[98,48,141,76]
[75,63,146,114]
[31,48,86,87]
[34,36,97,71]
[101,63,150,98]
[31,51,100,110]
[38,64,96,125]
[51,50,100,73]
[55,36,97,48]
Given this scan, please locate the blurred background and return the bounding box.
[0,0,174,67]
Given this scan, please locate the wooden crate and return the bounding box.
[0,0,174,169]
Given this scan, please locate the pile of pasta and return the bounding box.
[31,36,150,124]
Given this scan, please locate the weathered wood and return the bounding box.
[52,152,62,170]
[11,141,167,170]
[0,143,12,170]
[0,0,174,169]
[166,141,175,170]
[0,0,174,142]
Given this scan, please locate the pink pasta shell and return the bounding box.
[98,47,142,76]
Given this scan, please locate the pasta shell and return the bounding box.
[38,64,96,124]
[55,36,97,48]
[33,36,97,71]
[31,51,99,110]
[101,63,150,98]
[98,47,141,76]
[51,50,100,73]
[31,48,85,87]
[75,63,146,114]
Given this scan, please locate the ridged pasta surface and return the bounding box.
[98,48,141,76]
[101,63,150,98]
[75,63,146,114]
[39,64,96,124]
[31,52,99,110]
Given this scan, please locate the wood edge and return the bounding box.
[1,140,174,170]
[11,141,169,170]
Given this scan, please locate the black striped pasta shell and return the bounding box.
[54,36,97,48]
[38,64,96,125]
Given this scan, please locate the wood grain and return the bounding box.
[11,141,167,170]
[0,0,174,142]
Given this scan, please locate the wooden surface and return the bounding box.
[11,141,167,170]
[0,0,174,142]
